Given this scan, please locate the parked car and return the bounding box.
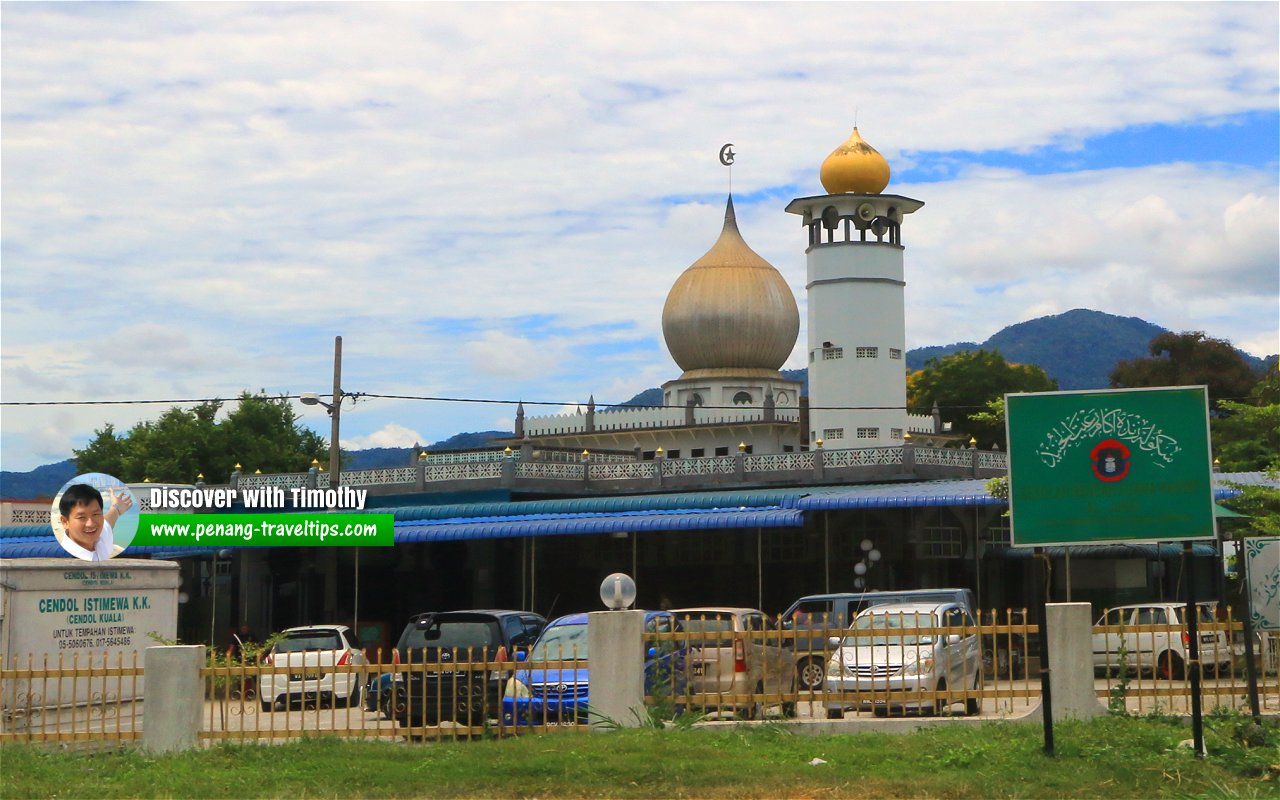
[363,671,403,718]
[673,607,797,719]
[824,602,983,718]
[394,610,546,726]
[259,625,366,711]
[1091,602,1232,679]
[501,611,685,725]
[781,588,976,690]
[980,608,1031,679]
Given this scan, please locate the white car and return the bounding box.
[259,625,366,711]
[824,602,983,718]
[1092,602,1232,679]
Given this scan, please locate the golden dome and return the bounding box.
[820,127,890,194]
[662,196,799,379]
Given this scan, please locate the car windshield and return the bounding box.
[677,614,736,647]
[275,631,342,653]
[402,619,500,651]
[529,623,588,661]
[844,612,936,646]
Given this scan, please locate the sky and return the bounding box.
[2,2,1277,473]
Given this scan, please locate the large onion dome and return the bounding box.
[661,196,799,379]
[820,127,890,194]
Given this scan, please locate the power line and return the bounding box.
[2,390,1263,412]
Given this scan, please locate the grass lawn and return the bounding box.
[2,714,1277,799]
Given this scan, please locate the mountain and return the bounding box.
[0,459,77,501]
[906,309,1169,389]
[907,309,1269,389]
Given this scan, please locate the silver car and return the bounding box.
[824,602,983,718]
[673,607,797,719]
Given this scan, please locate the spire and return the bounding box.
[514,402,525,438]
[724,193,737,230]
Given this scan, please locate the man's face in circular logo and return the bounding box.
[1090,439,1130,482]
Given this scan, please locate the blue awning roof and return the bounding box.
[2,472,1269,559]
[394,506,803,542]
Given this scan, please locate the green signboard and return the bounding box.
[1006,386,1215,547]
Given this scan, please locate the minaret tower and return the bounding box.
[785,127,923,448]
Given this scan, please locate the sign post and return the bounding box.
[1006,386,1216,757]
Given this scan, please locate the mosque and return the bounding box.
[0,126,1243,652]
[516,126,936,457]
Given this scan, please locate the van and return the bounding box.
[780,588,975,690]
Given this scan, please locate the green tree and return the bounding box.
[907,350,1057,448]
[1109,331,1260,407]
[1212,366,1280,473]
[74,393,328,483]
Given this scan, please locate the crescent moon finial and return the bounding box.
[719,143,735,166]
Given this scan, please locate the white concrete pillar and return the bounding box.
[586,610,645,729]
[142,645,204,752]
[1044,602,1106,720]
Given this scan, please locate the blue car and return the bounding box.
[364,671,404,718]
[501,611,685,725]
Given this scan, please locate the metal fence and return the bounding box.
[3,612,1277,746]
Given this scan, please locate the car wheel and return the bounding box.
[261,699,272,713]
[826,708,844,720]
[345,685,361,709]
[931,680,948,716]
[965,672,982,716]
[873,705,889,718]
[1157,651,1185,681]
[738,683,765,721]
[799,658,826,691]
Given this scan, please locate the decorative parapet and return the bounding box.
[662,457,736,477]
[421,449,507,464]
[515,461,584,480]
[823,447,903,468]
[423,462,504,482]
[204,444,1007,497]
[525,405,801,436]
[914,447,973,468]
[906,413,935,432]
[979,451,1009,471]
[744,452,815,472]
[238,472,310,491]
[342,467,418,487]
[588,462,659,481]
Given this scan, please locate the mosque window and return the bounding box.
[732,391,752,405]
[715,446,729,457]
[919,527,963,559]
[889,348,903,360]
[691,448,705,458]
[690,393,704,406]
[667,449,681,459]
[822,346,843,360]
[857,427,879,439]
[890,428,904,440]
[856,346,878,359]
[822,428,844,440]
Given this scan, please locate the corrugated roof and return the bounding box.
[395,507,803,542]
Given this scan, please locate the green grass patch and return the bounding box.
[2,715,1277,799]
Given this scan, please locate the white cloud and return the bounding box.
[1,3,1276,472]
[340,423,426,451]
